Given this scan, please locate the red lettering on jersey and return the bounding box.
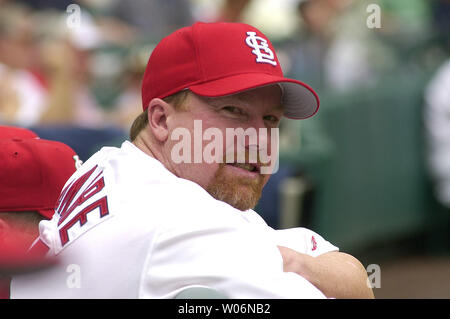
[59,196,109,246]
[56,165,98,223]
[58,172,105,226]
[55,166,110,246]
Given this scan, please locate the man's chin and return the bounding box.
[206,181,263,211]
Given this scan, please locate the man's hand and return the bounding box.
[278,246,374,299]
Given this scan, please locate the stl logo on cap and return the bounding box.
[245,31,277,66]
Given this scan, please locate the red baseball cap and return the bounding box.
[141,22,319,119]
[0,125,38,139]
[0,138,79,219]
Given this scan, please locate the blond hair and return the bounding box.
[129,90,189,141]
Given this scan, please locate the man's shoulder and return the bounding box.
[69,141,249,229]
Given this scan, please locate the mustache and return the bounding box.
[221,151,271,166]
[216,151,274,175]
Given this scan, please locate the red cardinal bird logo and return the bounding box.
[311,236,317,251]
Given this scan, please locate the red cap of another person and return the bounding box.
[0,125,38,139]
[0,138,79,219]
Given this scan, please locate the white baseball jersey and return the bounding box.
[11,141,338,299]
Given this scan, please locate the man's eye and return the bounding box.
[223,106,244,115]
[264,115,280,123]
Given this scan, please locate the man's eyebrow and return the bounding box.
[201,95,245,105]
[273,103,285,112]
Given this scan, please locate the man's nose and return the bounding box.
[242,121,270,152]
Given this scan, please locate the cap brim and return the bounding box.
[37,208,55,220]
[188,73,319,119]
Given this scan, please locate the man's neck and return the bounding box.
[132,133,180,180]
[132,132,157,160]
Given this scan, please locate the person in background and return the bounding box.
[0,127,81,298]
[424,58,450,210]
[0,3,48,126]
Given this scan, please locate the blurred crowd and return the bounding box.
[0,0,448,132]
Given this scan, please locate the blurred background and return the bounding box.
[0,0,449,298]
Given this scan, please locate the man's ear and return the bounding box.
[147,98,172,142]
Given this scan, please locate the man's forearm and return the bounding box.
[279,247,374,299]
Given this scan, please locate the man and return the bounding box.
[0,131,80,298]
[11,22,373,298]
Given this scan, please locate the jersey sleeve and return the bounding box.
[139,203,327,299]
[243,209,339,257]
[274,227,339,257]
